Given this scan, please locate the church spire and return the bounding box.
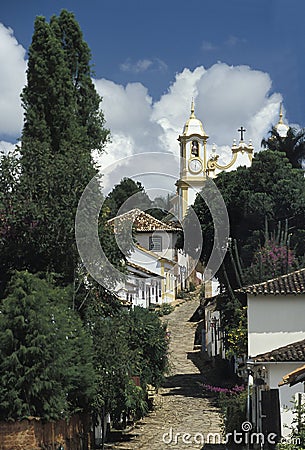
[181,99,208,137]
[190,98,196,119]
[275,102,289,138]
[279,102,284,124]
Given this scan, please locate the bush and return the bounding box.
[212,385,247,438]
[220,390,247,437]
[92,306,169,425]
[0,271,95,421]
[188,281,196,292]
[154,303,174,316]
[276,400,305,450]
[177,290,187,299]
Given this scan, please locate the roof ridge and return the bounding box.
[253,337,305,362]
[108,208,181,231]
[108,208,141,222]
[246,267,305,289]
[236,267,305,295]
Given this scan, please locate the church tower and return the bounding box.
[174,100,254,221]
[176,100,209,219]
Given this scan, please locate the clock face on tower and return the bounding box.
[188,158,203,174]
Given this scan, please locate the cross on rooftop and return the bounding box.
[238,126,246,141]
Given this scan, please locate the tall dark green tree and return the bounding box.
[50,10,108,153]
[104,178,152,219]
[2,11,109,283]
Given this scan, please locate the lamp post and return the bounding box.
[180,265,186,290]
[246,359,254,450]
[210,316,219,356]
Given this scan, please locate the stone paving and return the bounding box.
[109,295,225,449]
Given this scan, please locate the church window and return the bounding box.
[149,236,162,251]
[191,140,199,157]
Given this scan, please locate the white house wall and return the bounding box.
[128,246,175,304]
[129,246,162,275]
[162,259,176,303]
[248,294,305,357]
[135,232,177,261]
[266,362,304,437]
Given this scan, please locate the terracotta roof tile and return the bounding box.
[108,208,181,232]
[254,338,305,362]
[237,268,305,296]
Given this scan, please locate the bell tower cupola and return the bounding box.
[274,103,289,138]
[176,100,209,219]
[178,100,209,179]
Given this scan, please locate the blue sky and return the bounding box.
[1,0,305,190]
[1,0,304,123]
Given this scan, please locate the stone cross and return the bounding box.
[238,126,246,141]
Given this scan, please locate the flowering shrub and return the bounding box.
[203,383,247,438]
[260,239,295,275]
[203,384,245,395]
[244,238,298,284]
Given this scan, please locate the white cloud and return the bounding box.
[120,57,167,73]
[94,78,165,159]
[94,78,174,194]
[0,140,16,154]
[152,62,281,154]
[193,63,280,148]
[225,35,247,47]
[201,41,218,52]
[95,63,284,193]
[0,24,27,137]
[0,24,287,197]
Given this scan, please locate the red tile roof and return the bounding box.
[237,268,305,296]
[108,208,181,232]
[254,338,305,363]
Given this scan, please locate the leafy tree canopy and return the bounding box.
[104,178,152,219]
[92,306,169,422]
[0,10,110,286]
[0,271,96,421]
[193,150,305,289]
[262,126,305,169]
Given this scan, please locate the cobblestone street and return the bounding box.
[109,295,224,449]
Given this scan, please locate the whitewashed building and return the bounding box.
[109,209,183,306]
[238,268,305,439]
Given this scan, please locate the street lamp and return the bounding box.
[246,359,254,450]
[210,316,219,356]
